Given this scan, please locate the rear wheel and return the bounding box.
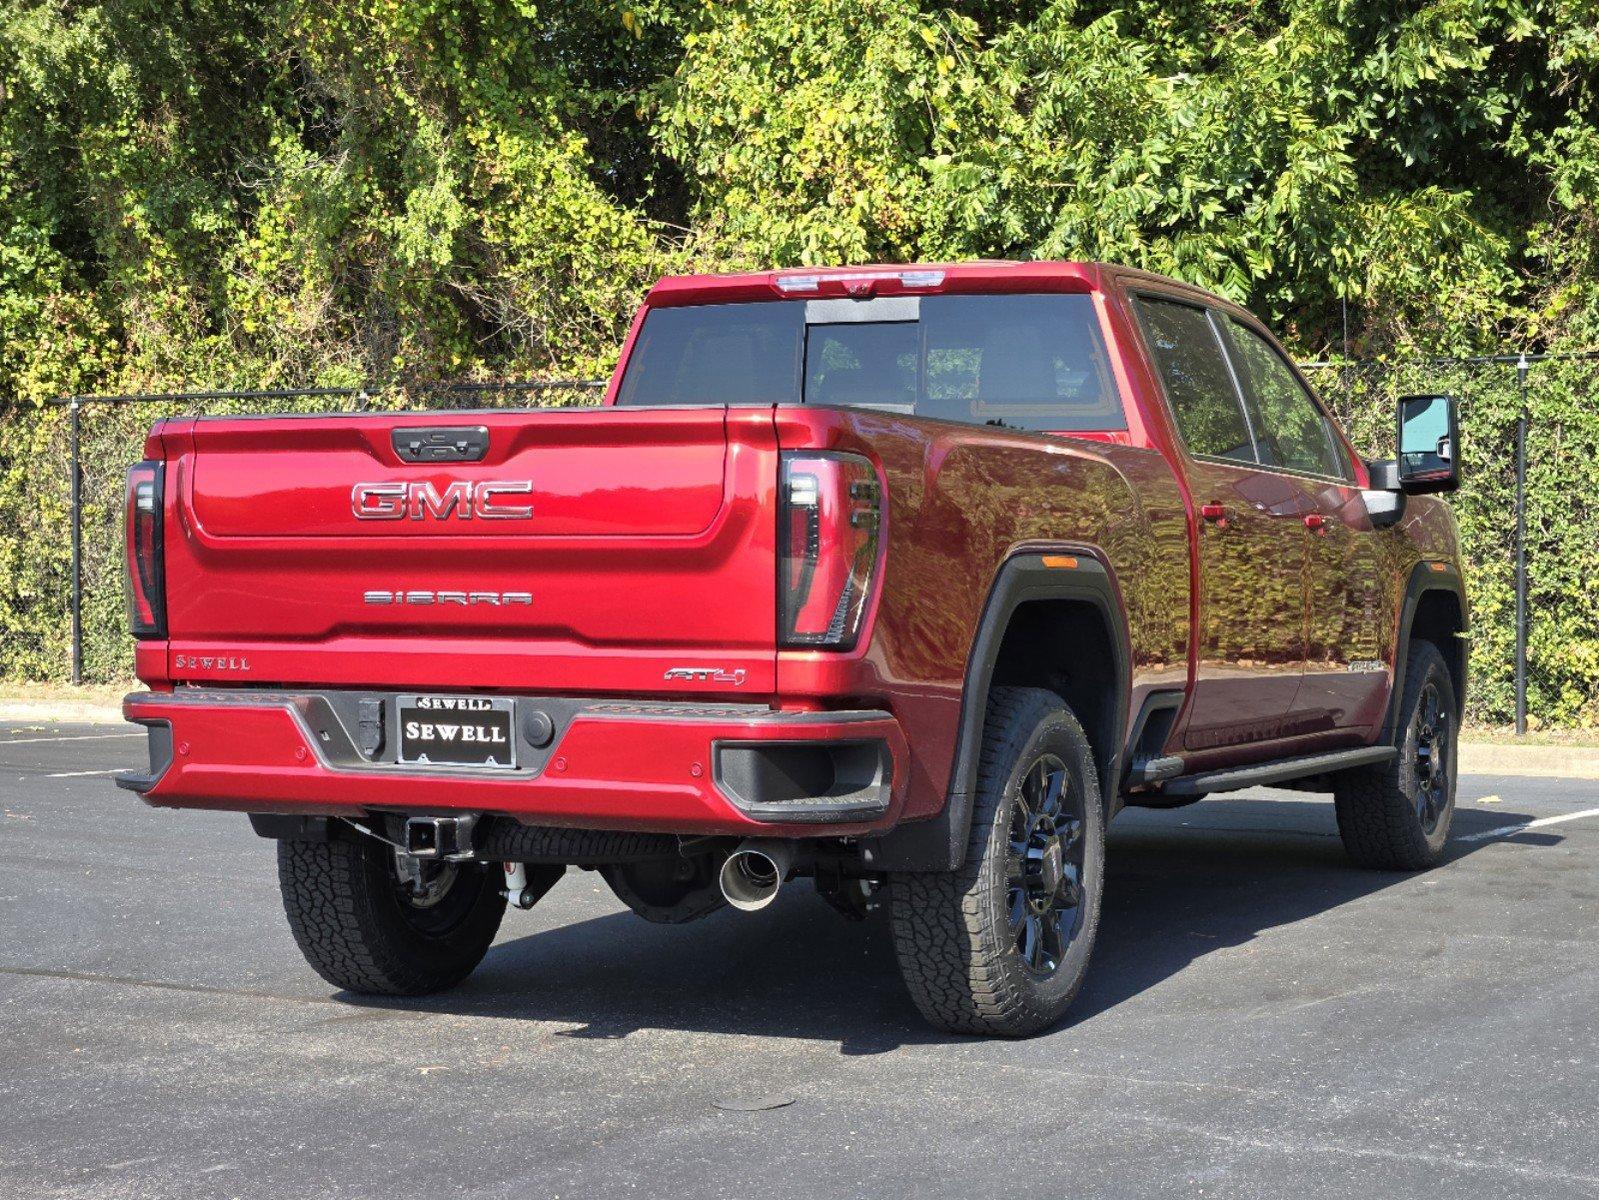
[888,687,1105,1037]
[1335,639,1458,870]
[277,834,506,995]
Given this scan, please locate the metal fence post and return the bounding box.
[68,397,83,686]
[1514,355,1530,736]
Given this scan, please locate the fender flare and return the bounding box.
[1381,560,1469,744]
[861,551,1131,873]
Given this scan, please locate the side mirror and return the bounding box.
[1393,393,1460,494]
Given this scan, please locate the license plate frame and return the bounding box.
[397,695,518,770]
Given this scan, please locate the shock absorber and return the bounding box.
[500,861,566,910]
[501,862,535,909]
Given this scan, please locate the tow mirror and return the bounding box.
[1394,393,1460,494]
[1368,394,1461,498]
[1363,393,1459,524]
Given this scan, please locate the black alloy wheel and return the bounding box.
[1007,754,1087,976]
[889,686,1106,1037]
[1412,681,1450,835]
[1334,638,1458,870]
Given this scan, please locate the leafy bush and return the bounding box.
[2,0,1598,724]
[1315,359,1599,729]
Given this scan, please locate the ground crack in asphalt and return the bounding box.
[0,965,342,1006]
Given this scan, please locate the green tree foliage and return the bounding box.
[0,0,683,395]
[660,0,1599,353]
[3,0,1599,723]
[4,0,1597,391]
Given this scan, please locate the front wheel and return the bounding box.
[1334,639,1459,870]
[277,833,507,995]
[889,687,1105,1037]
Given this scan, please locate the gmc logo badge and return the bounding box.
[351,480,533,521]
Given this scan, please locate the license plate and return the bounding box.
[397,695,517,769]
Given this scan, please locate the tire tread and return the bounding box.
[1334,639,1457,871]
[277,837,503,995]
[889,686,1103,1036]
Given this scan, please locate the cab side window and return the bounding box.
[1222,320,1348,479]
[1132,296,1255,462]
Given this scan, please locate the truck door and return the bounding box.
[1131,295,1308,751]
[1217,316,1389,733]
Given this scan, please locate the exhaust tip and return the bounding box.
[718,841,794,912]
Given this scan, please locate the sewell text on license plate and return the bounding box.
[397,695,517,769]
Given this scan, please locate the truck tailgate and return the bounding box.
[154,407,780,695]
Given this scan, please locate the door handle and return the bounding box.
[1304,513,1327,534]
[1200,502,1228,525]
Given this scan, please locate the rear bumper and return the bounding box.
[120,689,909,838]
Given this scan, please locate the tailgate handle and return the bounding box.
[392,426,490,463]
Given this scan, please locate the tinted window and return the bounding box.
[617,294,1124,432]
[805,321,918,407]
[617,302,802,405]
[1133,297,1254,461]
[915,294,1121,430]
[1223,320,1347,478]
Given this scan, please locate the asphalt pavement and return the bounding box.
[1,723,1595,1200]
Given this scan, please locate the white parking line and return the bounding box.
[46,769,122,778]
[0,733,141,745]
[1458,805,1599,842]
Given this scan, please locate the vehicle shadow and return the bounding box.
[356,797,1539,1051]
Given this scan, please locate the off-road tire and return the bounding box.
[277,834,506,995]
[1335,639,1458,870]
[888,686,1105,1037]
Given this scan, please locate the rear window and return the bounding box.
[616,293,1124,432]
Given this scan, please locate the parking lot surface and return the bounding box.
[1,723,1596,1200]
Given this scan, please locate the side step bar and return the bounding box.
[1126,754,1184,786]
[1162,745,1395,796]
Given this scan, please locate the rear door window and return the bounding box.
[1132,296,1256,462]
[617,293,1125,432]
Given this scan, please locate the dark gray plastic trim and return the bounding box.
[861,551,1131,872]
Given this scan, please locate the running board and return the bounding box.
[1162,746,1395,796]
[1126,754,1185,786]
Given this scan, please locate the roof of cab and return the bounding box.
[643,260,1115,307]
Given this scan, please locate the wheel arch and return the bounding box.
[1383,561,1469,742]
[862,551,1131,873]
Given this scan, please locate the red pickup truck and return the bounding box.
[119,261,1466,1036]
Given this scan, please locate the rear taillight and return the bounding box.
[779,452,882,649]
[124,461,166,638]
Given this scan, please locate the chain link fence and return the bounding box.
[10,382,604,687]
[14,357,1599,735]
[1308,353,1599,734]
